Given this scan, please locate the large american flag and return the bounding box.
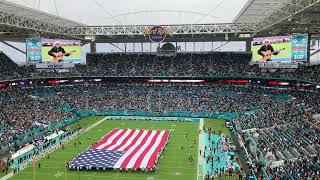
[69,128,170,170]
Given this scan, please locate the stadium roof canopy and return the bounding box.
[234,0,320,35]
[233,0,289,24]
[0,0,84,27]
[0,0,320,42]
[5,0,248,25]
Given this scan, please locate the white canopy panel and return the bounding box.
[233,0,291,24]
[0,0,84,27]
[5,0,249,25]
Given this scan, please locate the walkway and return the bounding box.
[203,133,228,178]
[197,118,204,180]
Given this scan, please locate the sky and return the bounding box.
[6,0,249,25]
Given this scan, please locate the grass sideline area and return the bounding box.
[66,116,104,131]
[203,118,230,138]
[10,117,199,180]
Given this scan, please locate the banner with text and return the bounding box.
[36,63,75,69]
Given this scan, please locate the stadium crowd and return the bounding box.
[0,53,27,79]
[80,53,252,77]
[0,51,320,179]
[78,53,320,82]
[2,51,320,84]
[0,88,72,151]
[266,156,320,179]
[0,83,319,158]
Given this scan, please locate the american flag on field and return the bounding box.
[69,128,170,171]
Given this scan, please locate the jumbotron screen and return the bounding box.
[26,38,81,63]
[310,35,320,64]
[251,34,308,62]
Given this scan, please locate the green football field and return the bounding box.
[10,117,199,180]
[252,42,292,61]
[42,46,81,63]
[203,118,230,138]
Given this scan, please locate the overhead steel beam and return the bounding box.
[279,23,320,33]
[257,0,320,32]
[0,9,259,37]
[0,1,259,38]
[0,11,75,35]
[70,24,258,36]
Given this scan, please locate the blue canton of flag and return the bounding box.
[69,149,124,169]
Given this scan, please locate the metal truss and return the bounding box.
[0,1,259,37]
[257,0,320,32]
[0,11,258,37]
[0,0,83,37]
[1,0,319,39]
[70,24,258,36]
[0,11,75,35]
[275,23,320,34]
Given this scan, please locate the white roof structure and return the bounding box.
[233,0,290,24]
[0,0,84,28]
[5,0,249,25]
[233,0,320,34]
[0,0,319,39]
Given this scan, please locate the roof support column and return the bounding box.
[246,39,251,52]
[90,42,96,53]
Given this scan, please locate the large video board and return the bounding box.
[26,38,81,63]
[251,34,308,62]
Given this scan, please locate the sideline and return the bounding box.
[197,118,204,180]
[0,116,108,180]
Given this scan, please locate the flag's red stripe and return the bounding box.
[110,129,136,151]
[123,130,144,152]
[120,130,153,169]
[146,131,169,169]
[101,129,128,150]
[133,130,161,168]
[91,128,119,149]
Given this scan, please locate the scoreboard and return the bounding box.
[291,34,308,61]
[26,38,42,63]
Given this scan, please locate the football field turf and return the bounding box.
[10,117,199,180]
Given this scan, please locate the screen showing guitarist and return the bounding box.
[257,39,279,62]
[48,41,72,63]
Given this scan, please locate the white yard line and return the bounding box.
[0,117,108,180]
[197,118,204,180]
